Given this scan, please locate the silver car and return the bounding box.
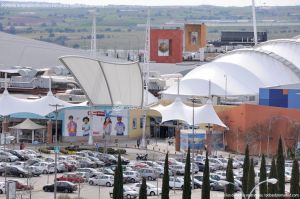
[123,171,141,183]
[138,168,157,181]
[0,151,18,162]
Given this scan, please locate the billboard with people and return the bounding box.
[63,108,128,137]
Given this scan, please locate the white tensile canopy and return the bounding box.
[151,97,227,128]
[59,56,143,107]
[9,118,46,143]
[0,90,80,117]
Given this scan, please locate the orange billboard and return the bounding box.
[184,24,207,52]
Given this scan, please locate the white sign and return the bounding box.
[64,108,128,137]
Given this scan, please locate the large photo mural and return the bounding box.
[63,109,128,137]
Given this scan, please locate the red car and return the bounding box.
[62,161,77,172]
[57,173,85,183]
[15,180,33,191]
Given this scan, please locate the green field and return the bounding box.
[0,5,299,49]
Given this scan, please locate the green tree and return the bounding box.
[242,145,250,198]
[268,158,278,195]
[113,153,123,199]
[161,153,169,199]
[290,159,300,198]
[276,137,285,198]
[202,151,210,199]
[139,177,147,199]
[259,154,267,199]
[224,158,234,199]
[247,159,255,199]
[182,148,191,199]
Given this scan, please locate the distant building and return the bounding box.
[259,83,300,109]
[150,28,183,63]
[184,24,207,52]
[210,31,267,46]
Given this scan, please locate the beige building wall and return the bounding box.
[184,24,207,52]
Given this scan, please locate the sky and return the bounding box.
[7,0,300,6]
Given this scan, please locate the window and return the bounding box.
[132,118,137,129]
[140,117,144,128]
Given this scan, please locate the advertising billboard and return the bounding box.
[63,108,128,137]
[158,39,170,56]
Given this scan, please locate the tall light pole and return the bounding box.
[224,74,227,104]
[49,103,63,199]
[252,0,258,45]
[248,178,278,199]
[188,97,201,190]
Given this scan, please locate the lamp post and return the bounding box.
[224,74,227,104]
[188,97,201,190]
[49,103,63,199]
[247,178,278,199]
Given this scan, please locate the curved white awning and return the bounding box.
[151,98,227,128]
[59,56,143,107]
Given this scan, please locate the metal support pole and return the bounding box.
[54,107,58,199]
[49,104,63,199]
[192,99,195,190]
[252,0,258,45]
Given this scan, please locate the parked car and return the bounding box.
[7,150,28,161]
[32,162,54,174]
[169,177,185,190]
[170,165,185,175]
[78,159,97,168]
[77,168,98,178]
[26,165,42,177]
[14,180,33,191]
[61,161,77,172]
[138,168,157,181]
[88,157,105,167]
[210,181,240,192]
[109,186,138,199]
[0,151,19,162]
[57,173,85,183]
[131,182,162,196]
[89,175,114,187]
[43,181,77,193]
[98,168,114,176]
[0,166,30,178]
[123,171,141,183]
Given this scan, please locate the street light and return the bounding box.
[49,103,64,199]
[248,178,278,199]
[220,178,277,199]
[187,96,201,190]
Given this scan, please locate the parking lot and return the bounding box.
[0,142,293,199]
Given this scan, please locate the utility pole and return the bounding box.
[141,7,151,151]
[252,0,258,45]
[49,104,63,199]
[90,10,97,58]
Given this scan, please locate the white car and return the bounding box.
[285,170,292,182]
[123,171,141,183]
[0,182,5,194]
[89,174,114,187]
[208,158,224,169]
[110,186,138,199]
[32,162,54,174]
[169,177,185,190]
[131,183,162,196]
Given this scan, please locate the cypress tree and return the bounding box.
[201,151,210,199]
[224,158,234,199]
[259,154,267,199]
[247,159,255,199]
[242,145,250,198]
[139,177,147,199]
[161,153,169,199]
[113,153,123,199]
[182,148,191,199]
[268,158,278,196]
[290,159,300,198]
[276,137,285,198]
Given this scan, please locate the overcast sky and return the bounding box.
[8,0,300,6]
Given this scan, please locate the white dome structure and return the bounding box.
[163,38,300,98]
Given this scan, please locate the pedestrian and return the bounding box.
[137,138,140,148]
